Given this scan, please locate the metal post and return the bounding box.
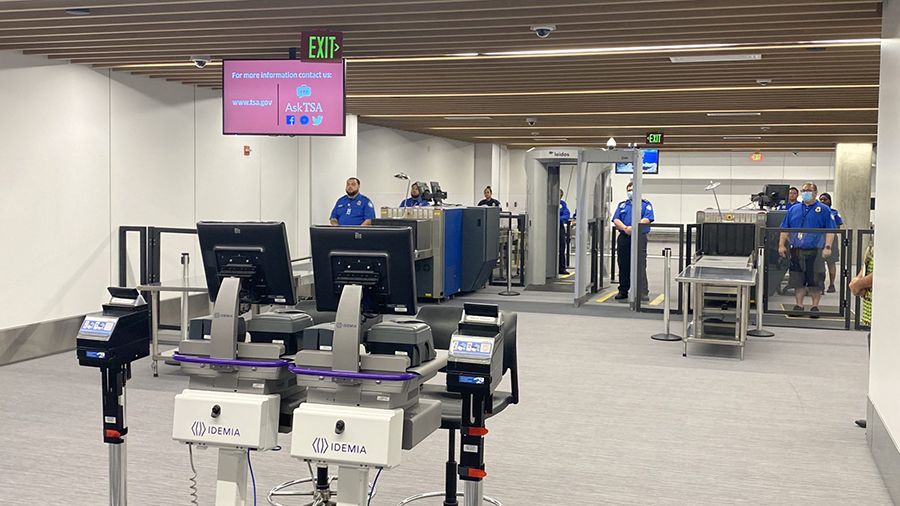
[109,440,127,506]
[464,480,484,506]
[499,214,519,296]
[180,253,190,341]
[652,248,681,341]
[748,246,774,338]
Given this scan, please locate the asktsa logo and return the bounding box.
[191,421,206,437]
[312,437,329,454]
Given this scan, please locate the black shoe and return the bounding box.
[810,306,820,319]
[614,292,628,301]
[791,304,804,316]
[855,419,867,429]
[827,285,836,293]
[641,294,650,302]
[558,270,568,275]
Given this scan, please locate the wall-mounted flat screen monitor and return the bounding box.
[223,59,345,136]
[615,149,659,174]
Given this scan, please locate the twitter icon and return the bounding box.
[311,115,324,126]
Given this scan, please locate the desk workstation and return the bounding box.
[80,221,518,506]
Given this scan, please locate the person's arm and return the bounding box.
[361,199,376,226]
[778,213,790,257]
[850,272,873,297]
[611,207,630,234]
[329,202,340,226]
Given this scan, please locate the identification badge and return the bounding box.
[797,233,804,241]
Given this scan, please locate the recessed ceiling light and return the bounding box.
[707,112,762,117]
[669,54,762,63]
[65,8,91,15]
[442,116,493,120]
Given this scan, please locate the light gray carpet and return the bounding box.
[0,313,888,505]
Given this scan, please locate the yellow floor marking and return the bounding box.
[595,289,619,303]
[649,294,665,306]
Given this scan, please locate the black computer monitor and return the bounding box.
[309,226,417,315]
[197,221,297,306]
[430,181,447,206]
[764,184,790,207]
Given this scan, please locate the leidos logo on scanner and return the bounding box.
[311,436,368,455]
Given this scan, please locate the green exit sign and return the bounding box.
[301,31,343,62]
[645,132,664,144]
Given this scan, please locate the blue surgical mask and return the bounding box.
[800,191,814,202]
[627,191,633,200]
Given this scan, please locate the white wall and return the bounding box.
[611,152,835,224]
[870,0,900,451]
[0,51,305,329]
[0,47,484,331]
[0,52,112,329]
[309,115,358,227]
[502,149,836,223]
[356,123,475,208]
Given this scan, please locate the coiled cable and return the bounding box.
[188,444,199,506]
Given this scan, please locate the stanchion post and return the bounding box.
[499,214,520,297]
[180,252,190,341]
[748,246,774,338]
[652,248,681,341]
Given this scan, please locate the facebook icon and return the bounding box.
[286,115,296,125]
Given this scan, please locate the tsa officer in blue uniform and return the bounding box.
[779,186,799,210]
[778,182,836,316]
[559,190,572,274]
[400,183,429,207]
[818,192,843,293]
[329,177,376,226]
[612,182,655,301]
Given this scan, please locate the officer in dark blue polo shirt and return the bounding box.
[612,182,655,301]
[330,177,376,226]
[778,181,836,316]
[558,189,572,274]
[400,183,429,208]
[779,186,799,210]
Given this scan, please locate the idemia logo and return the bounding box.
[312,437,329,454]
[192,421,241,438]
[311,437,368,455]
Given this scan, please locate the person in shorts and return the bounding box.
[818,192,844,293]
[778,182,836,316]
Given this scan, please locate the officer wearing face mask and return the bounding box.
[330,177,376,226]
[778,181,836,316]
[612,182,655,301]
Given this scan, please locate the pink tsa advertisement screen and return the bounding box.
[223,60,345,136]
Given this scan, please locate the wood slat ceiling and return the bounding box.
[0,0,884,150]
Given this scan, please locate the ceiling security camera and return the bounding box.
[190,55,211,69]
[606,137,617,149]
[526,117,538,127]
[756,78,772,86]
[530,25,556,39]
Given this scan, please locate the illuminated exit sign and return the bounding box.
[645,132,664,145]
[750,152,764,161]
[301,31,343,62]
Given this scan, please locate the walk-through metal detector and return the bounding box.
[526,148,642,306]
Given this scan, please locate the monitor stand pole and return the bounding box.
[333,285,363,374]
